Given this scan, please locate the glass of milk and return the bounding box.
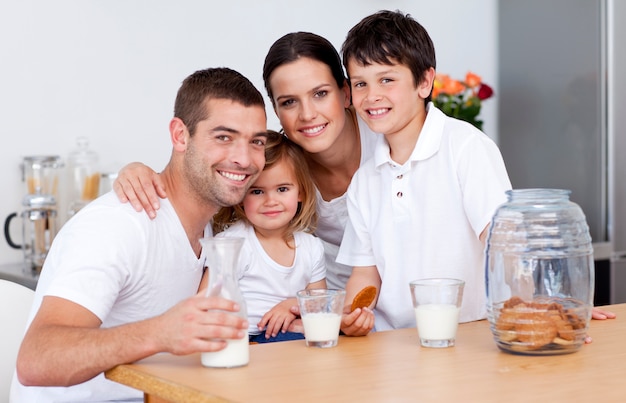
[409,278,465,348]
[296,289,346,348]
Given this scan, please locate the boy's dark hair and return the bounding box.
[262,32,347,106]
[174,67,265,136]
[342,10,436,105]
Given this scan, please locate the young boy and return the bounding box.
[336,10,512,336]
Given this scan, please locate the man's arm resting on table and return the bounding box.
[16,293,247,387]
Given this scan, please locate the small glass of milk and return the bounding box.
[296,289,346,348]
[409,278,465,348]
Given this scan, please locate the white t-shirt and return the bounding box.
[336,104,512,331]
[11,192,205,403]
[314,111,379,289]
[217,221,325,335]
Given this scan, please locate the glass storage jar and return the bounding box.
[67,137,100,217]
[485,189,594,355]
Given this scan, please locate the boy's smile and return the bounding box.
[367,108,390,116]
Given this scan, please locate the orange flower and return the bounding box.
[442,78,465,96]
[432,86,440,99]
[432,71,493,131]
[432,74,448,98]
[434,73,465,95]
[434,73,450,85]
[465,72,482,88]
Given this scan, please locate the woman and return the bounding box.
[114,32,379,291]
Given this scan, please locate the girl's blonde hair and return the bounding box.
[212,130,318,245]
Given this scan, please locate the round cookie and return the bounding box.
[350,286,377,312]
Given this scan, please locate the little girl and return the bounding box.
[213,131,326,343]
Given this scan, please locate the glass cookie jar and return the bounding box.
[485,189,594,355]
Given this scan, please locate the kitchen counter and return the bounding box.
[0,263,38,290]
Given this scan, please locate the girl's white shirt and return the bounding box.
[216,221,325,335]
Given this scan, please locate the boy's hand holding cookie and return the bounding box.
[350,286,377,312]
[340,286,377,337]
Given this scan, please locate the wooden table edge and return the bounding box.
[105,363,231,403]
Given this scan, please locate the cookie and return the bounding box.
[350,286,377,312]
[495,308,519,331]
[516,312,558,349]
[495,296,586,351]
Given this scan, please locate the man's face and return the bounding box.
[183,98,268,209]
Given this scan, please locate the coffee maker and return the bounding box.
[4,155,63,273]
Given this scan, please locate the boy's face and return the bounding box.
[347,59,433,139]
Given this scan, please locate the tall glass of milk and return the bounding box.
[409,278,465,348]
[296,289,346,348]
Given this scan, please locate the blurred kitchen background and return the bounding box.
[498,0,626,305]
[1,1,624,304]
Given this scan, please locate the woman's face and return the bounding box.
[268,57,351,155]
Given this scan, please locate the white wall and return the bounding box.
[0,0,497,265]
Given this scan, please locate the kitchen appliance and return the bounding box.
[497,0,626,304]
[4,194,58,273]
[4,155,63,272]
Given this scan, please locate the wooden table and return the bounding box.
[106,304,626,403]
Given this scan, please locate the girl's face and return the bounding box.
[242,158,301,235]
[268,57,351,155]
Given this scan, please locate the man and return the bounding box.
[11,67,269,401]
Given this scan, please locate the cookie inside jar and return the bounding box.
[491,296,589,355]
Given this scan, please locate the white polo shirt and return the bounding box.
[336,104,511,331]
